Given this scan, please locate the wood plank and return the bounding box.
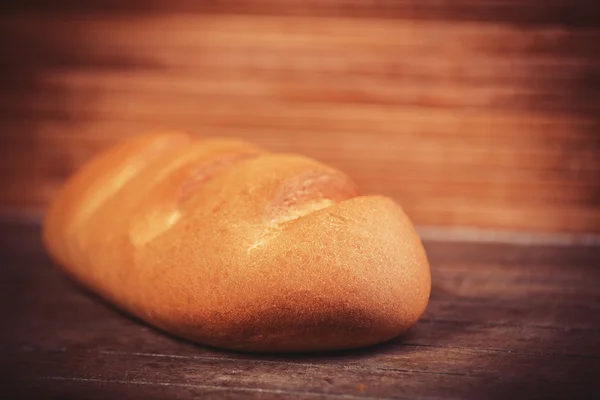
[3,1,600,26]
[5,303,600,398]
[3,16,599,88]
[2,110,598,177]
[4,379,294,400]
[3,71,598,116]
[5,15,599,60]
[3,106,597,142]
[6,348,598,400]
[3,121,599,177]
[3,16,599,85]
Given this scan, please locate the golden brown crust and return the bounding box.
[43,132,431,352]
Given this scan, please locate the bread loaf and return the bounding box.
[43,133,431,352]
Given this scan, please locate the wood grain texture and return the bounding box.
[3,1,600,26]
[1,2,599,233]
[1,223,599,399]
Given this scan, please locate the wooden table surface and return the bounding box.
[1,222,599,399]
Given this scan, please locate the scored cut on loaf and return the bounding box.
[43,132,431,352]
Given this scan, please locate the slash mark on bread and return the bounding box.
[248,171,359,254]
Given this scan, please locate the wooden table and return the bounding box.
[1,222,599,399]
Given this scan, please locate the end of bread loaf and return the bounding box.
[209,196,430,352]
[43,133,431,353]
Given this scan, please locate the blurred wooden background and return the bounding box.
[1,1,599,233]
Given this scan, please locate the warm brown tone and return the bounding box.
[2,0,600,234]
[3,223,600,398]
[43,133,431,352]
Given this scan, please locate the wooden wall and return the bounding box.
[1,1,599,233]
